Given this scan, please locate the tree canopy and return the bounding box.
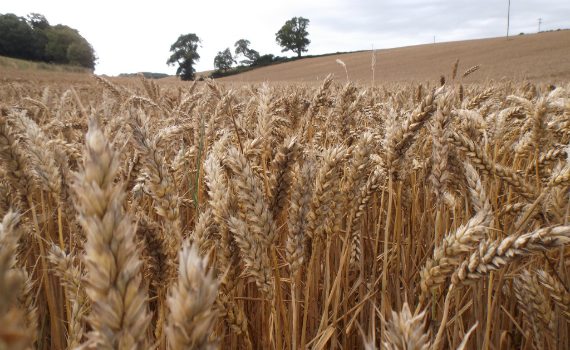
[214,48,235,72]
[0,12,96,69]
[234,39,260,65]
[275,17,310,57]
[44,25,96,68]
[167,33,201,81]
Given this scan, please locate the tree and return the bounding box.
[67,40,96,69]
[44,25,96,68]
[26,13,49,30]
[0,13,95,67]
[213,48,235,72]
[0,14,39,60]
[234,39,260,65]
[44,25,75,63]
[252,54,275,66]
[26,13,49,60]
[275,17,310,58]
[167,33,200,81]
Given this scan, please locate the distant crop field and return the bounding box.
[1,56,570,349]
[218,30,570,83]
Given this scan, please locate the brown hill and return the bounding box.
[219,30,570,84]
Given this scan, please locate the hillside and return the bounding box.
[3,30,568,85]
[219,30,570,83]
[0,55,93,83]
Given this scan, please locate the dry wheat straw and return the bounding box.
[0,211,33,350]
[3,72,570,350]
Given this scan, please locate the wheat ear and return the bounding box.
[165,243,219,350]
[0,116,33,205]
[204,153,239,292]
[48,245,87,348]
[269,136,300,218]
[452,226,570,286]
[449,130,537,199]
[420,162,492,298]
[514,270,555,350]
[537,269,570,322]
[129,110,182,269]
[75,118,150,349]
[383,302,431,350]
[287,160,315,273]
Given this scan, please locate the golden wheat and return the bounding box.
[0,72,569,349]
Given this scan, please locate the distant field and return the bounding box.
[2,30,568,85]
[219,30,570,83]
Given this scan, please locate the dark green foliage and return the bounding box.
[252,54,277,66]
[0,14,42,60]
[44,25,96,69]
[167,33,201,81]
[275,17,310,57]
[0,12,96,69]
[234,39,260,65]
[214,48,235,72]
[67,41,96,69]
[26,13,49,30]
[209,50,365,79]
[119,72,169,79]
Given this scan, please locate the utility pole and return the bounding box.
[507,0,511,38]
[538,18,542,32]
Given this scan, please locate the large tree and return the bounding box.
[0,13,41,60]
[275,17,310,58]
[67,40,96,69]
[213,48,235,72]
[44,25,96,68]
[234,39,260,65]
[26,13,50,30]
[167,33,200,81]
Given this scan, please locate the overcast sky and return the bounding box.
[3,1,570,75]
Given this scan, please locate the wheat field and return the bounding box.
[1,65,570,350]
[215,31,570,83]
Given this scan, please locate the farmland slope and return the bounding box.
[219,30,570,83]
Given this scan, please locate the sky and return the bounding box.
[3,1,570,76]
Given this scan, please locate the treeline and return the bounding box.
[209,50,367,79]
[209,51,294,79]
[168,17,312,81]
[0,13,96,69]
[118,72,169,79]
[210,17,311,79]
